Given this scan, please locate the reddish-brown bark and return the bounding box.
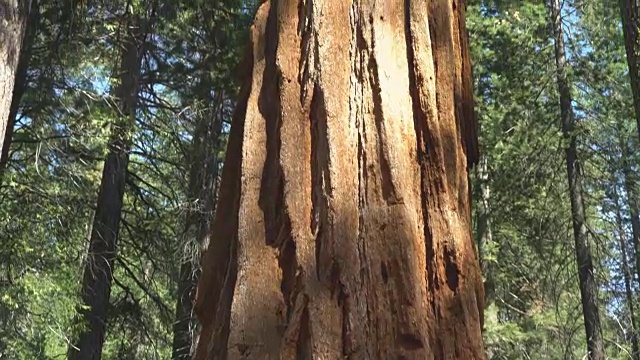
[194,0,484,359]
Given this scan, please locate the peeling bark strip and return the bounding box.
[194,0,484,359]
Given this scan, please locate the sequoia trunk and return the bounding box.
[68,15,144,360]
[0,0,31,159]
[194,0,485,359]
[549,0,604,358]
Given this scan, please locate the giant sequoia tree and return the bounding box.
[193,0,485,358]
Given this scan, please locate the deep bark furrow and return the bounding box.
[428,0,462,202]
[276,1,343,358]
[454,0,478,169]
[409,0,484,358]
[351,2,374,357]
[316,2,364,357]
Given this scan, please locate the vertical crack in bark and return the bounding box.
[352,2,373,358]
[369,53,402,205]
[226,2,289,357]
[403,0,439,293]
[295,297,312,360]
[280,291,309,359]
[259,0,284,250]
[298,0,314,106]
[381,261,389,284]
[279,229,298,320]
[310,83,331,282]
[257,5,296,337]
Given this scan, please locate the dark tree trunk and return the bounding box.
[550,0,604,358]
[193,0,485,359]
[67,15,144,360]
[0,0,31,159]
[619,135,640,289]
[171,85,225,359]
[616,126,640,358]
[611,175,640,360]
[620,0,640,142]
[0,0,37,181]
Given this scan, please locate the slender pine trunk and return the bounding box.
[68,13,145,360]
[620,0,640,142]
[619,134,640,288]
[549,0,604,358]
[611,175,640,360]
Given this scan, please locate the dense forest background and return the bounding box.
[2,0,640,359]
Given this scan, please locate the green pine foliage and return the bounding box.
[469,0,640,358]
